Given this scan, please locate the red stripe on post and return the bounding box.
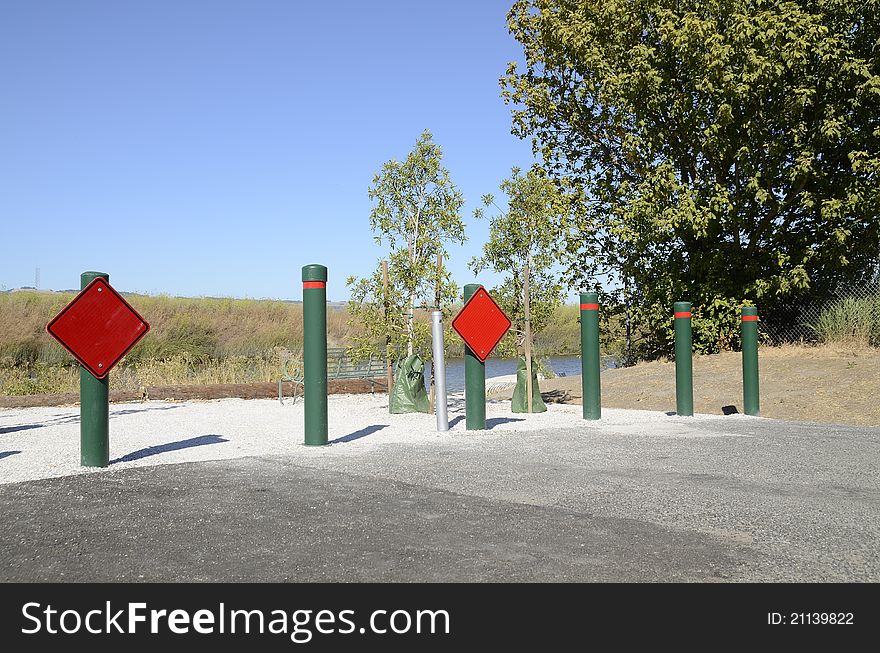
[303,281,326,289]
[580,303,599,311]
[674,311,692,319]
[742,315,759,321]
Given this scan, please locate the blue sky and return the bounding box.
[0,0,550,301]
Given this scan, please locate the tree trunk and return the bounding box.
[382,260,393,393]
[524,257,533,413]
[407,294,414,357]
[624,277,632,366]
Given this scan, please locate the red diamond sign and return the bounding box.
[451,286,511,363]
[46,278,150,379]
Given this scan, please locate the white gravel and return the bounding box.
[0,394,752,485]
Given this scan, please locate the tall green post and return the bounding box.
[741,305,760,416]
[580,292,601,420]
[302,264,328,446]
[463,283,486,430]
[80,271,110,467]
[673,301,694,417]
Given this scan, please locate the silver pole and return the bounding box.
[431,310,448,431]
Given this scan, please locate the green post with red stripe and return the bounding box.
[674,301,694,416]
[580,291,601,420]
[741,305,760,416]
[302,264,328,446]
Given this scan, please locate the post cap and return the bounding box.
[81,271,109,289]
[463,283,483,301]
[673,301,692,311]
[580,291,599,303]
[742,305,758,316]
[301,264,328,282]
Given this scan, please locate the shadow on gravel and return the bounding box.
[111,405,183,418]
[111,435,228,464]
[330,425,388,445]
[0,451,21,460]
[444,416,525,430]
[486,417,526,429]
[0,405,181,435]
[0,414,81,433]
[0,424,45,434]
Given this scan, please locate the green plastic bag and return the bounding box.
[389,354,429,414]
[511,357,547,413]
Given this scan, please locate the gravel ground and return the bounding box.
[1,394,878,581]
[0,394,747,485]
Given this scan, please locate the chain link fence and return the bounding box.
[759,278,880,347]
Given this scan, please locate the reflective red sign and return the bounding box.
[451,286,511,363]
[46,278,150,379]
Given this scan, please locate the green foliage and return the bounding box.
[129,314,219,362]
[533,303,580,354]
[0,291,349,395]
[811,294,880,346]
[348,131,466,360]
[503,0,880,357]
[346,261,427,361]
[471,165,567,359]
[0,363,76,395]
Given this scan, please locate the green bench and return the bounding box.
[277,355,304,404]
[278,347,388,404]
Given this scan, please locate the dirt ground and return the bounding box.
[3,345,878,427]
[0,378,383,409]
[489,344,880,427]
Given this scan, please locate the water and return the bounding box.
[427,355,616,393]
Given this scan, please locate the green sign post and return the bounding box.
[741,306,760,416]
[462,284,486,430]
[302,264,328,446]
[580,292,601,420]
[674,301,694,417]
[80,271,110,466]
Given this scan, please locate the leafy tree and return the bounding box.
[503,0,880,356]
[346,260,412,363]
[347,131,465,363]
[470,165,567,400]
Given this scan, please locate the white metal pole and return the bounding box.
[431,310,448,431]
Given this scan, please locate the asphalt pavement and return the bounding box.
[1,414,878,582]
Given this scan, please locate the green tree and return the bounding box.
[503,0,880,356]
[347,131,465,362]
[471,166,567,403]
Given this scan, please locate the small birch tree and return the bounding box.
[470,165,567,408]
[348,131,465,363]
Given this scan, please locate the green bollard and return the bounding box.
[302,264,328,446]
[580,292,601,420]
[463,283,486,430]
[80,271,110,467]
[741,305,760,416]
[674,301,694,417]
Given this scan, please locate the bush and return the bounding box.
[811,295,880,347]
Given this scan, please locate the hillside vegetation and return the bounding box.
[5,287,873,397]
[0,291,583,395]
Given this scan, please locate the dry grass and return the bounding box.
[0,291,358,364]
[0,352,289,395]
[0,292,359,394]
[493,343,880,427]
